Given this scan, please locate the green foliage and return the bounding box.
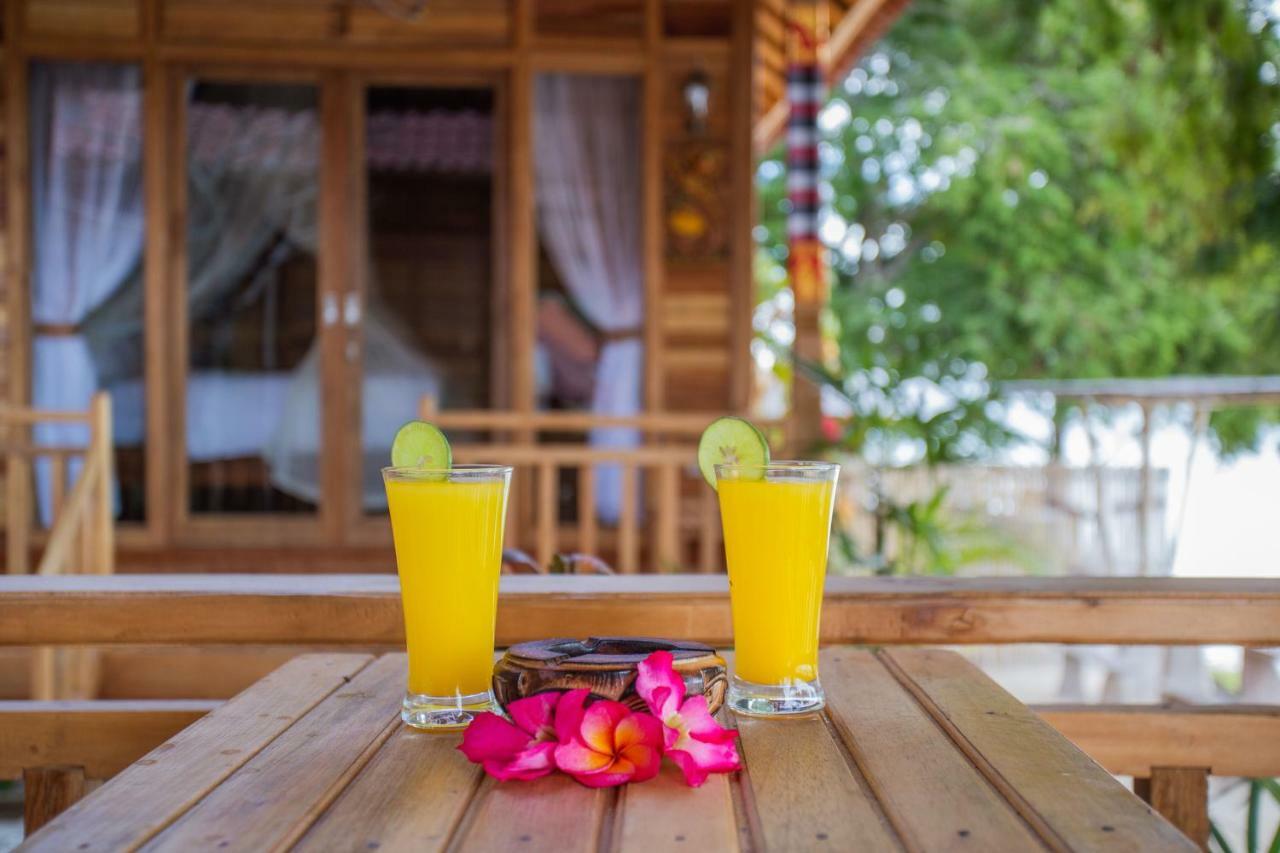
[832,481,1038,576]
[1208,777,1280,853]
[757,0,1280,458]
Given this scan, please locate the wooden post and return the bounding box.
[5,0,33,575]
[91,391,114,576]
[655,461,679,569]
[1137,402,1152,577]
[23,765,87,836]
[536,460,556,568]
[1134,767,1209,850]
[785,0,829,454]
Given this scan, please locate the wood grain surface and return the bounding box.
[20,649,1196,852]
[5,574,1280,647]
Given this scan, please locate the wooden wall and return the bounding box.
[3,0,755,554]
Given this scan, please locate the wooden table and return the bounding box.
[20,649,1195,852]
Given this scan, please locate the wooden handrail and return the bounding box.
[35,453,103,578]
[2,574,1279,647]
[5,393,116,699]
[0,700,219,778]
[418,399,783,438]
[1036,703,1280,778]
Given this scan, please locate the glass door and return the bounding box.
[174,73,332,543]
[344,78,499,544]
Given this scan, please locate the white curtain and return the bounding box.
[534,74,644,522]
[29,63,145,523]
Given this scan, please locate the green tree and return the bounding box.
[757,0,1280,459]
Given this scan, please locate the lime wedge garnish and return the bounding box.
[697,416,770,490]
[391,421,452,470]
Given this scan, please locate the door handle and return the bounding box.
[343,292,361,328]
[322,293,339,327]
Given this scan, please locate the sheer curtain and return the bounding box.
[534,74,644,522]
[29,62,145,523]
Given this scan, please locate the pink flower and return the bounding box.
[553,689,664,788]
[636,651,742,787]
[458,692,559,781]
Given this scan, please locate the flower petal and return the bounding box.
[667,749,713,788]
[620,743,662,783]
[554,739,614,775]
[554,689,591,744]
[667,734,741,786]
[675,695,724,738]
[566,767,635,788]
[580,701,629,754]
[459,712,536,763]
[507,692,560,739]
[483,741,557,782]
[635,650,684,719]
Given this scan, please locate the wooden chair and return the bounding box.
[2,392,116,700]
[420,396,786,573]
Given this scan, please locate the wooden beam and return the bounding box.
[1038,704,1280,779]
[1135,768,1210,850]
[1,700,218,778]
[23,765,87,835]
[2,575,1280,647]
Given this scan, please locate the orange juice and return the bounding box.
[385,474,508,698]
[718,475,836,685]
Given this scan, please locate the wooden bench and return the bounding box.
[3,573,1280,841]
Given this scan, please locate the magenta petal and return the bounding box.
[459,712,536,763]
[566,769,635,788]
[554,689,591,744]
[507,692,560,738]
[581,702,630,754]
[636,650,684,719]
[669,734,741,782]
[667,749,713,788]
[484,741,557,781]
[554,739,614,775]
[676,695,726,738]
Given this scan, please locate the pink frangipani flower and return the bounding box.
[458,692,559,781]
[553,689,664,788]
[636,650,741,787]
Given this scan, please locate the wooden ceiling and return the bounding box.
[753,0,913,153]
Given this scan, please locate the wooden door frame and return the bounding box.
[340,68,509,547]
[166,63,334,547]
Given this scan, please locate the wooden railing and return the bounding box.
[2,574,1279,842]
[2,392,115,699]
[419,399,786,572]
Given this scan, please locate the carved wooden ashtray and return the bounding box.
[492,637,729,715]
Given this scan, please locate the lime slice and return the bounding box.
[697,416,769,490]
[391,421,452,471]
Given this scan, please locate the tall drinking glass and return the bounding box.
[716,461,839,716]
[383,464,512,729]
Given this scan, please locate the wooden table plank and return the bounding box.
[614,764,740,852]
[19,654,373,853]
[821,648,1048,852]
[881,649,1197,852]
[455,773,609,853]
[734,714,902,851]
[139,654,405,852]
[293,727,482,853]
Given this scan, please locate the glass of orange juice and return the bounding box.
[716,461,839,716]
[383,464,511,729]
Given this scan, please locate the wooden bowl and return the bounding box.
[492,637,729,715]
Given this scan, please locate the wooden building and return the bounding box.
[0,0,907,569]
